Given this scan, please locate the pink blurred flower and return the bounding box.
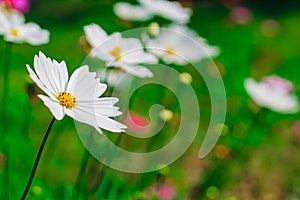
[125,111,149,132]
[263,75,293,94]
[157,184,176,200]
[244,75,299,114]
[145,183,176,200]
[1,0,30,13]
[229,6,252,25]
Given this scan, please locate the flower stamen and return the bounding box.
[10,28,20,37]
[165,47,175,56]
[110,46,122,61]
[57,92,76,109]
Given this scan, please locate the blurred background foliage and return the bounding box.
[1,0,300,199]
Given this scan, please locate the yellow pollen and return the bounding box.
[10,28,19,37]
[57,92,76,109]
[165,47,175,56]
[110,46,122,61]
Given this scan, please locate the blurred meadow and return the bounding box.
[1,0,300,199]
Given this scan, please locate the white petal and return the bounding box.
[245,78,271,106]
[0,11,9,34]
[26,64,56,99]
[114,2,153,21]
[119,38,158,64]
[34,52,68,94]
[84,23,108,48]
[53,60,69,91]
[66,106,126,133]
[120,64,153,78]
[67,65,107,100]
[138,0,192,24]
[8,12,25,26]
[78,97,119,106]
[77,97,122,117]
[90,32,123,61]
[23,22,50,45]
[38,95,65,120]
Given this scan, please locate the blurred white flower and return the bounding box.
[114,0,192,24]
[114,2,152,22]
[0,11,49,45]
[138,0,192,24]
[84,23,158,78]
[146,24,219,65]
[244,75,299,114]
[26,52,127,133]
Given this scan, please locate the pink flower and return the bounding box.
[244,75,299,114]
[1,0,30,13]
[157,184,176,200]
[125,111,149,132]
[263,75,293,94]
[230,6,252,25]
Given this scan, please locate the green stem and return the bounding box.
[2,42,12,103]
[74,131,94,196]
[74,148,90,196]
[2,42,12,200]
[20,117,55,200]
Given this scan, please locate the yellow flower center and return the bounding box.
[10,28,20,37]
[110,46,122,61]
[57,92,76,109]
[165,47,175,56]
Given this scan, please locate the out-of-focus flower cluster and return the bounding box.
[0,0,49,45]
[78,0,220,87]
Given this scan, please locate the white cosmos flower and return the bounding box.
[0,10,49,45]
[244,75,299,114]
[84,23,158,78]
[114,0,192,24]
[113,2,152,22]
[26,52,127,133]
[146,24,219,65]
[138,0,192,24]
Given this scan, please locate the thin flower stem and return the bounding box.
[74,148,89,195]
[74,131,94,196]
[20,117,55,200]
